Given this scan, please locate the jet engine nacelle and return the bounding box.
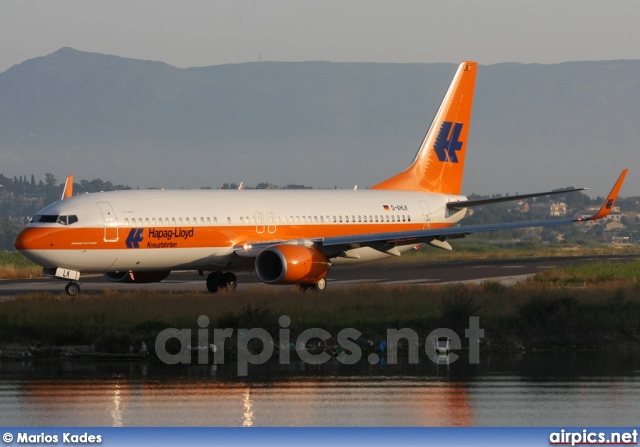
[255,245,329,285]
[103,270,171,283]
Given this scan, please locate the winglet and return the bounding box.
[61,175,74,200]
[577,169,628,222]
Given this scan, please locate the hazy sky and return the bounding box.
[2,0,640,73]
[2,1,639,196]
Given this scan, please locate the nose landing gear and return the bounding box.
[64,281,81,296]
[43,267,82,296]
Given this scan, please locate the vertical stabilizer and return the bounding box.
[371,62,477,194]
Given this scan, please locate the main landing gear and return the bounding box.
[204,272,327,293]
[298,277,327,293]
[206,271,238,293]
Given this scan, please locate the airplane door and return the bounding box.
[419,201,431,229]
[266,212,276,234]
[255,212,265,234]
[96,201,119,242]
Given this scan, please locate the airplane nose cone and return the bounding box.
[14,227,53,267]
[14,227,33,251]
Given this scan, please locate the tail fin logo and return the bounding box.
[433,121,464,163]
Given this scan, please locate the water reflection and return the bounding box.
[243,388,253,427]
[1,352,639,426]
[110,383,122,427]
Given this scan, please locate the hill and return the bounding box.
[0,48,638,194]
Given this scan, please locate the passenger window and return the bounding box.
[179,217,183,224]
[240,217,244,224]
[408,216,411,222]
[345,216,349,223]
[227,217,231,224]
[339,216,343,223]
[386,216,389,222]
[145,218,150,225]
[358,216,362,222]
[333,216,336,223]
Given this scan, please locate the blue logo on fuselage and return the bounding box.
[126,228,144,248]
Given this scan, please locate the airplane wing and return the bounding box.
[233,170,627,259]
[318,169,628,253]
[446,187,587,210]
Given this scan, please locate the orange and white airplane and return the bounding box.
[14,62,628,296]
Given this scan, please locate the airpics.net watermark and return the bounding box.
[154,315,484,376]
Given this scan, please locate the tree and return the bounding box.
[45,173,57,188]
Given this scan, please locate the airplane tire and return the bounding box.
[206,272,222,293]
[223,272,237,292]
[299,278,326,293]
[65,282,80,296]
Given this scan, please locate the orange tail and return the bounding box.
[371,61,477,195]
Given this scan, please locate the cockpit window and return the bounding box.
[31,215,58,223]
[30,214,78,225]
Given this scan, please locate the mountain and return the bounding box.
[0,48,638,195]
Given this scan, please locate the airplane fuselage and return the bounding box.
[15,189,467,273]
